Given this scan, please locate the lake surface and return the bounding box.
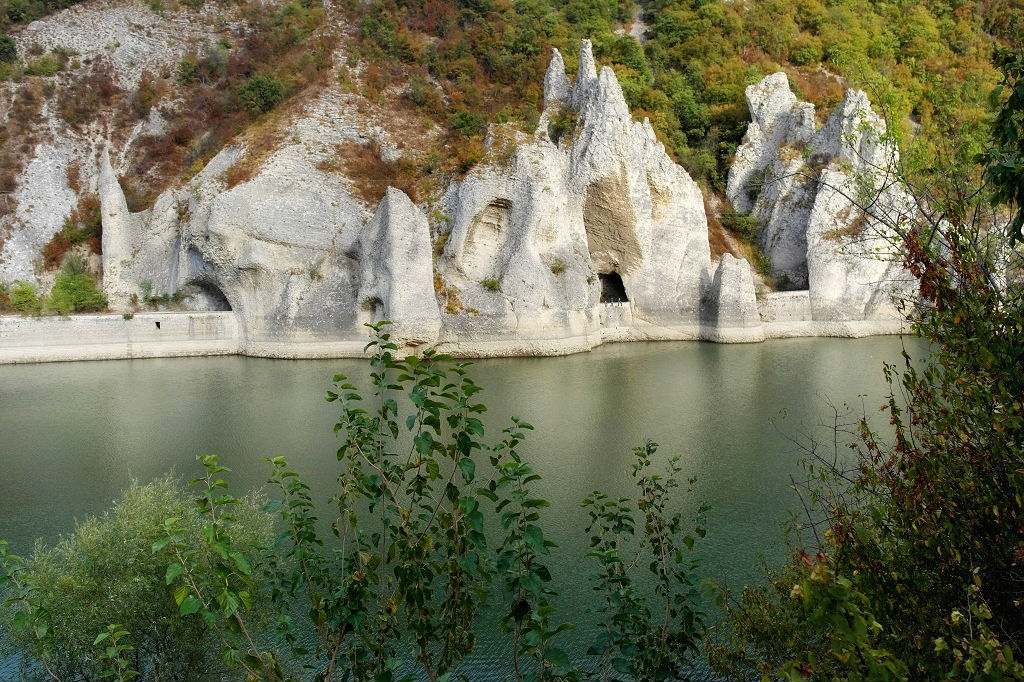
[0,336,916,678]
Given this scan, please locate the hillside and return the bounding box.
[0,0,1016,356]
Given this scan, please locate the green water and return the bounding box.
[0,336,915,678]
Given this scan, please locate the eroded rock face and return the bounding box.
[5,26,908,357]
[727,73,914,320]
[702,253,761,334]
[438,39,712,342]
[358,188,442,344]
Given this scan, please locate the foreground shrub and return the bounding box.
[0,479,273,682]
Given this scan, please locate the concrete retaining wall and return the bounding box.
[0,312,240,363]
[758,291,812,323]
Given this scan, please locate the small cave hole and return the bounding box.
[599,272,629,303]
[155,321,161,330]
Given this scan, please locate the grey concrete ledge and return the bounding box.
[0,311,911,365]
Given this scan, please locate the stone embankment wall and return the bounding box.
[0,312,239,363]
[0,301,908,364]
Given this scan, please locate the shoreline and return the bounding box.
[0,311,910,365]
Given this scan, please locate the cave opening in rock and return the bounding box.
[599,272,628,303]
[193,281,232,311]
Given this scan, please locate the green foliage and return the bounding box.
[0,34,16,63]
[488,418,575,681]
[259,323,571,681]
[47,256,107,314]
[360,2,397,57]
[985,47,1024,242]
[582,441,707,681]
[450,109,485,138]
[237,73,284,114]
[93,625,141,682]
[778,561,907,682]
[0,479,273,682]
[10,280,42,315]
[176,56,198,85]
[547,108,578,145]
[706,559,830,680]
[481,275,501,292]
[719,210,759,242]
[158,456,285,679]
[139,279,184,308]
[23,53,62,77]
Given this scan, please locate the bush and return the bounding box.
[24,53,62,77]
[719,210,760,242]
[176,56,198,85]
[42,195,102,268]
[237,73,284,114]
[47,256,107,314]
[450,109,485,138]
[789,33,824,66]
[10,281,42,315]
[0,34,16,64]
[0,479,273,682]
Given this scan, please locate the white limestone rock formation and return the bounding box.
[702,253,763,341]
[727,73,914,320]
[726,72,815,215]
[99,149,136,310]
[96,90,381,352]
[543,48,571,107]
[358,188,442,344]
[438,39,712,345]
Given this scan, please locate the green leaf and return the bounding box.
[524,524,546,554]
[458,457,476,482]
[179,594,202,616]
[173,584,190,606]
[546,647,572,675]
[165,562,184,585]
[229,551,251,576]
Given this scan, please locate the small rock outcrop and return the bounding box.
[358,188,442,344]
[702,253,763,341]
[726,73,914,321]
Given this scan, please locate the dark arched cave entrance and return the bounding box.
[191,281,233,311]
[599,272,629,303]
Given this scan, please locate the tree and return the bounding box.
[237,74,284,114]
[985,47,1024,242]
[0,34,16,63]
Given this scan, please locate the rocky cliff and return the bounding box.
[726,73,915,322]
[0,3,909,358]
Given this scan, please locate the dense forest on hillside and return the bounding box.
[0,0,1019,204]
